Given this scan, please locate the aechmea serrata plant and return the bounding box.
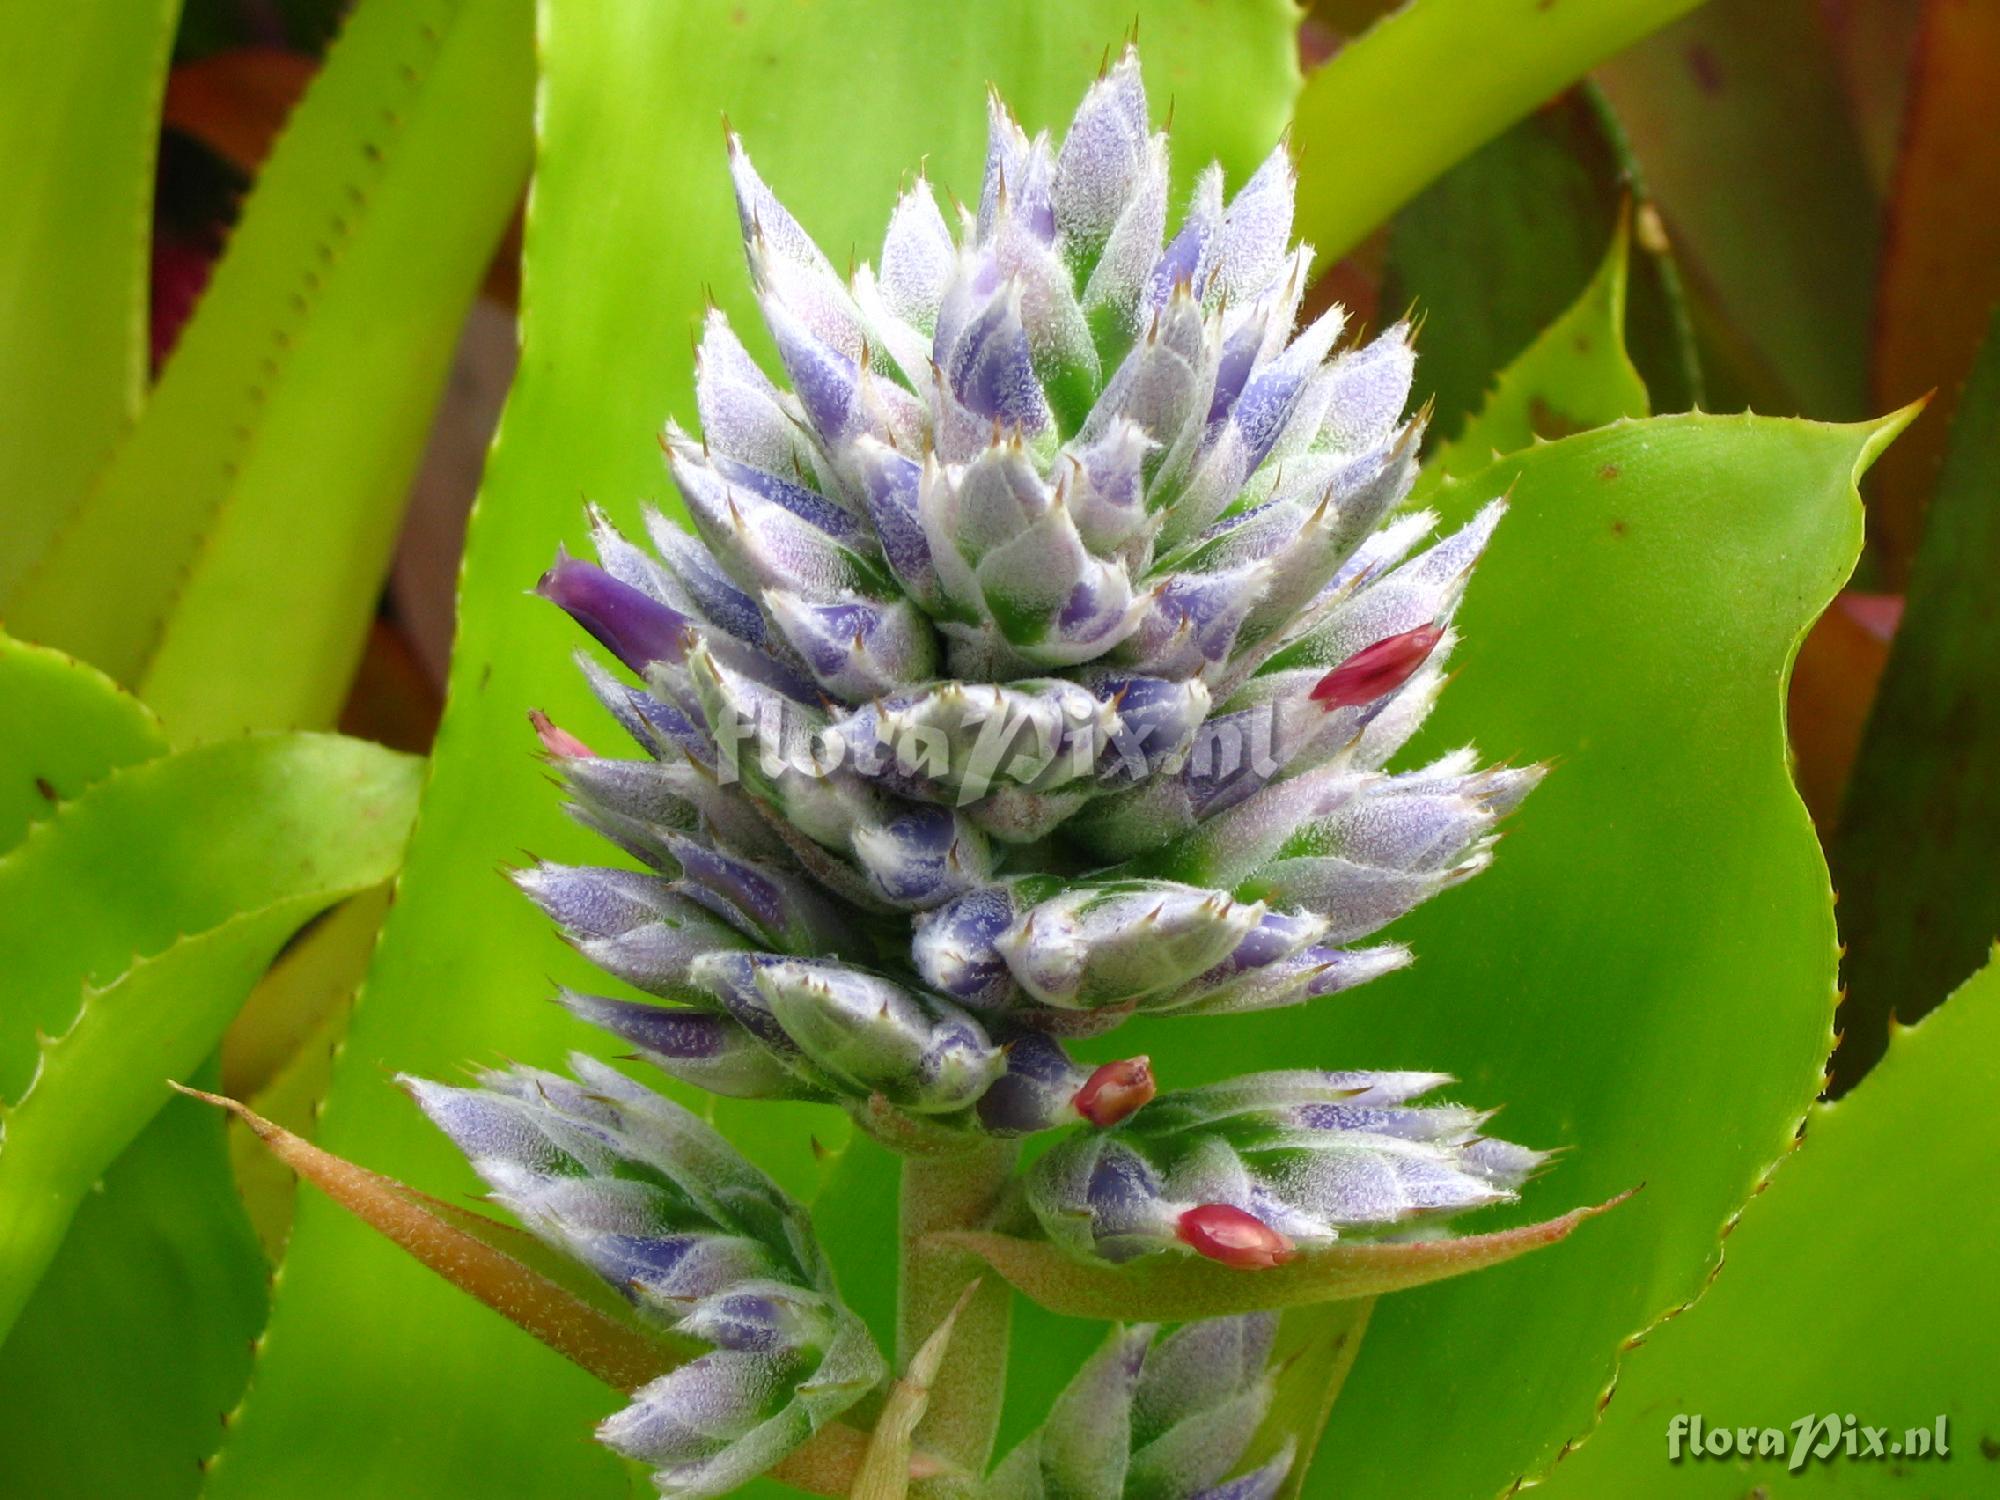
[255,49,1606,1499]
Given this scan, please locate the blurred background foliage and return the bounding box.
[0,0,1994,1496]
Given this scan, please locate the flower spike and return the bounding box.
[401,49,1561,1498]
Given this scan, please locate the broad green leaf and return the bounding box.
[0,1085,266,1500]
[218,884,396,1255]
[7,0,533,743]
[1418,219,1650,494]
[0,733,420,1338]
[1292,0,1708,263]
[1593,0,1879,422]
[0,0,179,603]
[1383,87,1693,441]
[1862,2,2000,582]
[1219,240,1655,1479]
[0,910,307,1339]
[1535,953,2000,1497]
[200,7,1300,1500]
[0,633,166,849]
[1829,311,2000,1088]
[1163,409,1902,1499]
[227,963,354,1259]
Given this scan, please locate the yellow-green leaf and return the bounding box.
[1293,0,1708,262]
[7,0,532,743]
[0,733,421,1338]
[0,633,166,850]
[0,0,179,602]
[1417,218,1650,495]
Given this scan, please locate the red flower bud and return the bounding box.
[529,710,594,760]
[1176,1204,1295,1269]
[1072,1057,1156,1127]
[1309,623,1444,710]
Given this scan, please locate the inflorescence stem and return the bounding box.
[898,1139,1020,1477]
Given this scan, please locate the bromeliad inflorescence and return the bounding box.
[400,48,1551,1497]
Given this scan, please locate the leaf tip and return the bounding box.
[1851,395,1929,481]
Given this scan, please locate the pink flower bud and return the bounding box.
[529,710,594,760]
[1176,1204,1295,1269]
[1072,1057,1156,1127]
[1309,623,1443,710]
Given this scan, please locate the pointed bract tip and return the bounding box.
[1073,1056,1156,1127]
[171,1080,279,1141]
[1176,1204,1295,1269]
[168,1079,230,1110]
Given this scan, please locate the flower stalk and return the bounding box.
[898,1140,1020,1477]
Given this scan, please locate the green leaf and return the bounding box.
[1292,0,1709,263]
[199,6,1300,1499]
[1175,409,1904,1498]
[939,1194,1624,1320]
[1533,952,2000,1497]
[226,945,359,1259]
[0,732,421,1100]
[1164,253,1662,1479]
[0,732,421,1338]
[0,633,166,850]
[1383,87,1694,441]
[0,634,255,1499]
[1417,217,1651,494]
[223,885,392,1103]
[6,0,533,743]
[0,914,297,1338]
[1593,0,1879,421]
[1829,310,2000,1088]
[0,1083,267,1500]
[0,0,179,603]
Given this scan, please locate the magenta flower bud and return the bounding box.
[1176,1204,1296,1269]
[1073,1056,1156,1127]
[1308,623,1444,710]
[1168,1208,1296,1272]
